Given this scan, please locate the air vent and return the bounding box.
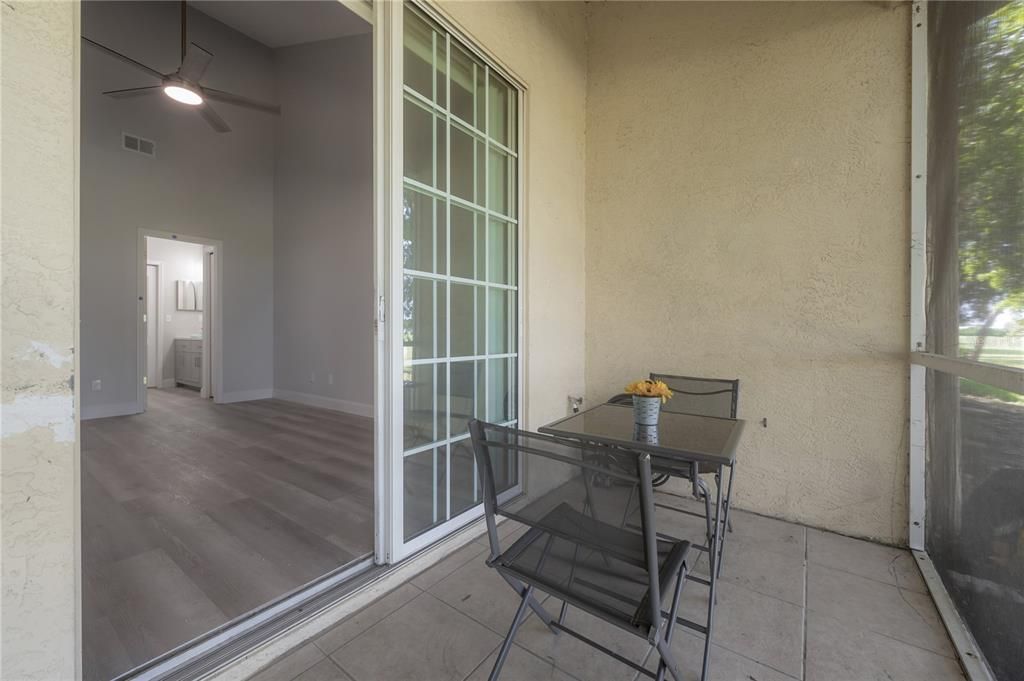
[122,132,156,157]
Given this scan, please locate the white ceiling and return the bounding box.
[189,1,370,49]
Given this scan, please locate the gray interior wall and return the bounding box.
[272,34,374,413]
[80,1,276,415]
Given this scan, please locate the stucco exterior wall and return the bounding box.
[1,2,80,678]
[585,1,911,544]
[435,1,588,429]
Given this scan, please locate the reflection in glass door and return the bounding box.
[400,5,520,543]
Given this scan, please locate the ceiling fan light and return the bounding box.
[164,84,203,106]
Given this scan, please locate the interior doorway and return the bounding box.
[141,233,216,411]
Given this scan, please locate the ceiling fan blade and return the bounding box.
[103,86,162,99]
[178,43,213,83]
[82,37,166,81]
[198,102,231,133]
[201,87,281,115]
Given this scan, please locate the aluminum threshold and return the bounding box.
[116,555,378,681]
[912,550,996,681]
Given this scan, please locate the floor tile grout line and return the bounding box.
[678,628,803,681]
[807,608,960,661]
[804,558,927,594]
[801,526,809,681]
[312,583,424,656]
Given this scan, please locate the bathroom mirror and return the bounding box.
[176,280,203,311]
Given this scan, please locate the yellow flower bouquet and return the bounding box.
[624,379,674,404]
[625,379,673,425]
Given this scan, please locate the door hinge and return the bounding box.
[143,313,148,323]
[142,375,148,386]
[377,295,386,324]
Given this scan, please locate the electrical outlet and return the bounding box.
[91,379,102,392]
[309,372,315,384]
[328,373,334,386]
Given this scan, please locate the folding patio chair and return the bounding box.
[650,373,739,538]
[470,420,693,681]
[608,374,739,547]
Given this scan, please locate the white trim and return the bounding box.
[217,389,274,404]
[911,352,1024,395]
[201,247,214,399]
[375,0,402,566]
[908,0,928,552]
[272,389,373,418]
[145,261,164,391]
[82,402,141,421]
[912,551,996,681]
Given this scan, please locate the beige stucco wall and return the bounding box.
[585,1,911,544]
[1,1,80,679]
[435,1,589,428]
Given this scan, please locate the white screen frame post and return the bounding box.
[907,5,1005,679]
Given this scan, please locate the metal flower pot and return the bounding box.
[632,395,661,426]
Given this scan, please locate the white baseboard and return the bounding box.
[217,388,274,404]
[272,389,373,418]
[82,401,141,421]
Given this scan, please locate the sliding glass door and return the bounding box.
[394,4,521,554]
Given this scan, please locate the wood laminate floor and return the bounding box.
[82,388,373,681]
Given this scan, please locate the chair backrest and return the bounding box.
[469,419,663,630]
[649,373,739,418]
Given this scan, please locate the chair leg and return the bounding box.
[715,471,733,533]
[655,564,688,681]
[489,585,535,681]
[499,573,559,635]
[696,478,713,548]
[655,638,684,681]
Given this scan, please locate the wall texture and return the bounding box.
[1,2,79,678]
[273,34,374,415]
[435,1,589,429]
[585,1,911,544]
[80,1,276,415]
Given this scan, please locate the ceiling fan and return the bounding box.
[82,0,280,133]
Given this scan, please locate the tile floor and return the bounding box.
[248,494,966,681]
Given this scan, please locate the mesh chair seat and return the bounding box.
[496,503,690,632]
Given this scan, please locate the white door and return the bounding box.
[389,4,523,560]
[146,264,159,390]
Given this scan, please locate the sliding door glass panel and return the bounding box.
[404,446,447,539]
[450,205,484,280]
[403,188,446,274]
[402,5,519,542]
[488,72,516,151]
[450,126,486,206]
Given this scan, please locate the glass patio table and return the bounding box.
[539,402,745,681]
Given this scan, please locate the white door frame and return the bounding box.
[145,261,164,390]
[378,0,529,564]
[373,0,400,564]
[137,229,224,411]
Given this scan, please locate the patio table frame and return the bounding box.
[540,403,745,681]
